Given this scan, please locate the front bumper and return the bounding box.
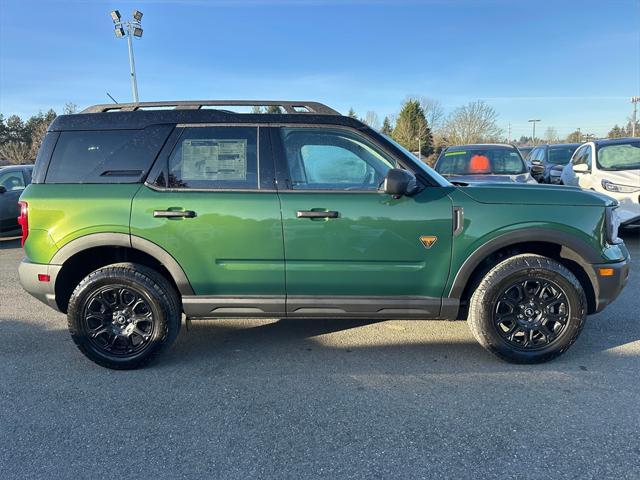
[589,256,630,313]
[18,259,62,311]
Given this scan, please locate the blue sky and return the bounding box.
[1,0,639,139]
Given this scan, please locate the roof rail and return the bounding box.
[81,100,341,115]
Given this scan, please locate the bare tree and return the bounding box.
[544,127,559,143]
[63,102,78,115]
[441,100,502,145]
[0,141,31,164]
[28,121,49,160]
[362,111,380,130]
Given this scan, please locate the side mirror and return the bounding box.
[0,185,6,194]
[573,164,589,173]
[530,161,545,175]
[383,168,418,198]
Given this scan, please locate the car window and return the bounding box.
[46,126,172,184]
[531,148,544,162]
[280,128,395,191]
[168,126,258,189]
[0,170,26,191]
[435,148,526,175]
[583,146,592,169]
[597,142,640,171]
[572,146,588,167]
[548,146,578,165]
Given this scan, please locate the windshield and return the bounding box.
[597,142,640,171]
[519,147,533,158]
[435,147,526,175]
[548,146,578,165]
[382,135,451,187]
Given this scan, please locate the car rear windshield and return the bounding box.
[44,125,172,183]
[597,141,640,171]
[436,148,526,175]
[548,146,578,165]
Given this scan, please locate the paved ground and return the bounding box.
[1,233,639,479]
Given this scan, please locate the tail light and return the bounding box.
[17,201,28,247]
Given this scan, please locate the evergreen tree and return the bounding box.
[391,100,432,155]
[566,130,582,143]
[608,124,626,138]
[381,116,393,135]
[265,105,281,114]
[347,107,358,119]
[0,114,7,144]
[5,115,26,142]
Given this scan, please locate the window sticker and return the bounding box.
[181,139,247,180]
[444,151,466,156]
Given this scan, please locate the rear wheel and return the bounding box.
[468,254,587,363]
[67,263,181,369]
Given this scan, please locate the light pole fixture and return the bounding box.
[632,96,639,137]
[110,9,144,103]
[528,119,541,145]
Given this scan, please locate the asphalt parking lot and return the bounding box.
[1,233,639,479]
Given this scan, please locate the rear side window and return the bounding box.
[45,125,172,183]
[167,127,258,189]
[31,132,59,184]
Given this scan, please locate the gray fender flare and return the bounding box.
[50,232,194,295]
[447,227,601,300]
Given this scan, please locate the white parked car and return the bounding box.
[561,138,640,227]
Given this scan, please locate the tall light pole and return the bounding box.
[528,119,541,145]
[111,10,144,104]
[632,96,639,137]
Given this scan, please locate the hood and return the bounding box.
[444,173,533,184]
[458,182,616,207]
[600,169,640,186]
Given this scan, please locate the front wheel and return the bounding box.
[67,263,181,369]
[468,254,587,364]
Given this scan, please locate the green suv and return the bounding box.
[18,101,630,369]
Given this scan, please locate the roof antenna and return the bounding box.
[106,92,119,104]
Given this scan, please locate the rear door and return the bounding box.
[131,125,286,317]
[272,126,454,318]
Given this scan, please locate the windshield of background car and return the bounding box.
[597,141,640,171]
[548,146,578,165]
[436,148,526,175]
[381,134,451,187]
[519,147,533,159]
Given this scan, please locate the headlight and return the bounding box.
[601,179,640,193]
[605,207,622,244]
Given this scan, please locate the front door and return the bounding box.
[131,125,286,317]
[272,126,453,318]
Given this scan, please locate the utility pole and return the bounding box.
[110,10,144,104]
[577,127,582,141]
[632,96,639,137]
[508,123,511,143]
[528,119,541,145]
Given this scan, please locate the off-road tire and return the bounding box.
[67,263,181,369]
[468,254,587,364]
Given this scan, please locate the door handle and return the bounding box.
[296,210,339,219]
[153,209,197,218]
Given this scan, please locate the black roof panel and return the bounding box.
[49,110,365,132]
